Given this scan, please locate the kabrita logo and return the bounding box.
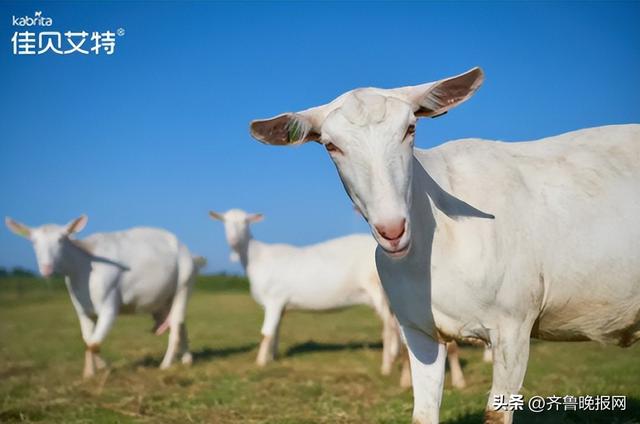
[12,11,53,27]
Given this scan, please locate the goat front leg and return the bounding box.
[402,326,446,424]
[484,322,532,424]
[83,346,97,379]
[80,317,108,370]
[76,313,98,379]
[73,301,108,377]
[77,312,108,378]
[83,341,108,378]
[84,292,119,377]
[257,302,284,367]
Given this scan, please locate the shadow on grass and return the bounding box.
[285,340,382,357]
[0,408,46,422]
[192,343,257,362]
[285,339,471,365]
[445,398,640,424]
[133,343,257,367]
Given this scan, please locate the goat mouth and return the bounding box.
[381,240,411,258]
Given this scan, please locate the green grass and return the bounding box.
[0,276,638,423]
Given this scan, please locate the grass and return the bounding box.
[0,276,638,423]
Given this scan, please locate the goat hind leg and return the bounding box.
[381,317,401,375]
[447,341,466,389]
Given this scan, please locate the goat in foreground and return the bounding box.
[250,67,640,423]
[5,215,203,378]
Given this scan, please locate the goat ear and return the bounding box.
[65,215,88,235]
[393,67,484,118]
[209,211,225,221]
[247,213,264,223]
[250,113,320,145]
[250,103,329,146]
[5,217,31,238]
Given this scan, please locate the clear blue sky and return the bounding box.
[1,1,639,274]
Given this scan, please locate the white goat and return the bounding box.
[208,209,410,376]
[5,215,203,378]
[250,68,640,423]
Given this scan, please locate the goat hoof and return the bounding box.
[452,379,467,389]
[94,356,108,370]
[181,352,193,366]
[256,357,270,367]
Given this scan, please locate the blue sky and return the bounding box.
[1,1,639,274]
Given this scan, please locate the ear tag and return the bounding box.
[287,121,302,144]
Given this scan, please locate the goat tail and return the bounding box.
[154,248,199,337]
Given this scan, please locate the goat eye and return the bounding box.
[325,142,343,154]
[404,124,416,140]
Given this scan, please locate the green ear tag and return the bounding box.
[287,121,301,144]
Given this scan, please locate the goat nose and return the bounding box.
[375,219,406,241]
[40,264,53,277]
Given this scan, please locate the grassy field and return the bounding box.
[0,276,638,423]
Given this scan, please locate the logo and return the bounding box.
[12,10,53,27]
[10,10,125,56]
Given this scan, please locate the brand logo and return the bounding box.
[12,11,53,27]
[10,10,125,56]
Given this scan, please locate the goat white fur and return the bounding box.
[209,209,406,375]
[250,66,640,423]
[5,215,203,378]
